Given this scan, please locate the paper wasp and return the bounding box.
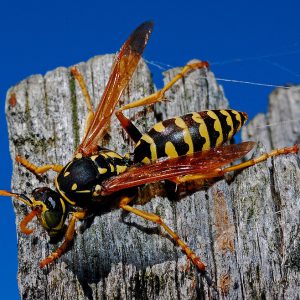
[0,21,298,282]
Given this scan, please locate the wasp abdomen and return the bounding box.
[55,150,130,206]
[134,109,247,164]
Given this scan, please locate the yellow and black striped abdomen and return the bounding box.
[133,109,247,164]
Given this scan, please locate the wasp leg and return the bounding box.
[116,61,209,143]
[20,210,39,235]
[39,211,87,268]
[117,61,209,113]
[115,110,143,143]
[119,196,207,273]
[173,144,299,184]
[70,67,94,137]
[221,144,298,173]
[16,155,63,175]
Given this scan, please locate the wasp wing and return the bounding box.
[101,141,256,195]
[77,21,153,155]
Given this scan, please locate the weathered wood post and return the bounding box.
[5,55,299,299]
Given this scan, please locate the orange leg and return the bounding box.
[116,61,209,143]
[119,196,206,273]
[20,210,39,235]
[16,155,63,176]
[39,211,87,268]
[221,144,298,173]
[70,67,95,136]
[174,144,299,183]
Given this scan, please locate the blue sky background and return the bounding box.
[1,0,300,298]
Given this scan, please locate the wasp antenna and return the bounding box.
[0,190,33,207]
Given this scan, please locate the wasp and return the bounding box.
[0,21,298,280]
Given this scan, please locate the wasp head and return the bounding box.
[29,187,68,237]
[0,188,68,237]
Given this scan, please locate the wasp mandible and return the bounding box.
[1,21,298,280]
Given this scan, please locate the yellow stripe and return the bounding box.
[53,198,67,230]
[153,122,165,133]
[32,200,48,213]
[207,111,223,146]
[192,112,210,150]
[71,183,78,191]
[116,165,127,174]
[46,198,67,232]
[54,176,76,205]
[231,110,242,131]
[165,141,178,158]
[220,110,234,140]
[174,117,194,154]
[93,185,102,196]
[36,200,50,230]
[100,153,108,159]
[141,157,151,164]
[104,151,123,159]
[63,161,72,173]
[141,134,157,160]
[98,167,107,174]
[75,153,82,159]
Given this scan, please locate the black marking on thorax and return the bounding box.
[56,150,130,206]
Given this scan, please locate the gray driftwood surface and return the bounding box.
[5,55,300,300]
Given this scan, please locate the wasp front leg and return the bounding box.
[16,155,63,176]
[39,211,87,268]
[115,61,209,143]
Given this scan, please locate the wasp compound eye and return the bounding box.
[32,187,62,210]
[32,187,53,203]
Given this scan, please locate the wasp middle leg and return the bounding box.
[115,61,209,143]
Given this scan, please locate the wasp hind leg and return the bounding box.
[116,61,209,143]
[173,144,299,184]
[16,155,63,176]
[39,211,87,268]
[119,196,213,285]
